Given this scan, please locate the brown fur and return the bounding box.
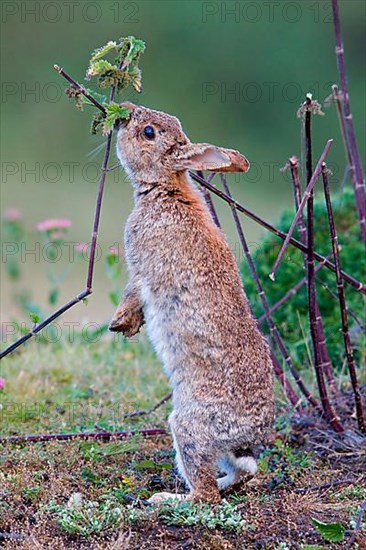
[109,103,275,503]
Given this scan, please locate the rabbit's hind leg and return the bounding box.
[148,413,221,505]
[174,428,221,504]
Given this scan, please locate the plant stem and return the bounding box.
[304,98,343,432]
[0,290,90,359]
[289,156,307,244]
[289,157,340,398]
[192,173,366,294]
[124,392,172,418]
[221,174,319,412]
[269,139,333,281]
[322,163,365,433]
[332,84,355,184]
[0,428,167,444]
[331,0,366,244]
[54,65,106,115]
[196,171,221,228]
[270,352,302,411]
[86,132,113,289]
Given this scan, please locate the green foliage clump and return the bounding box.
[157,499,246,532]
[47,494,125,537]
[241,188,365,371]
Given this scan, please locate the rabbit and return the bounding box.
[109,102,275,504]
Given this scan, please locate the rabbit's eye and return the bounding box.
[143,125,155,140]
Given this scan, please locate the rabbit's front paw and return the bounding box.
[108,307,144,336]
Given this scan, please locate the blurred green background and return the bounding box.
[1,0,365,327]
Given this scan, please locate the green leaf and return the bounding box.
[311,518,345,542]
[81,467,104,486]
[158,462,173,470]
[48,288,59,306]
[102,103,130,135]
[90,41,118,63]
[106,254,118,267]
[300,545,327,550]
[124,37,146,66]
[80,440,139,461]
[134,459,172,471]
[134,459,156,470]
[30,312,41,324]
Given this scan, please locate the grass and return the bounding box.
[1,337,365,548]
[0,335,168,435]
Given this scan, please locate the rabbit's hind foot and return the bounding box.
[170,414,221,504]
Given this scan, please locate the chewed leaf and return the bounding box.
[311,518,345,542]
[90,41,117,63]
[102,103,130,135]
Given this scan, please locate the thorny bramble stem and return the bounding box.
[196,171,221,228]
[269,139,333,281]
[322,163,365,433]
[304,98,343,433]
[331,0,366,245]
[288,157,340,398]
[0,428,167,444]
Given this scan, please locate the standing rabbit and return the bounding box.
[109,102,274,504]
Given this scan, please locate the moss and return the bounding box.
[241,188,366,372]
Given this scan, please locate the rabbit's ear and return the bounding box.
[173,143,250,173]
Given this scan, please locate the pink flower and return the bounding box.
[3,208,22,221]
[0,378,5,390]
[36,218,72,232]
